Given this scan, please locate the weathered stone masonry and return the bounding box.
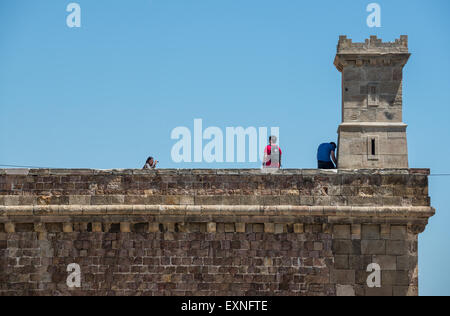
[0,168,434,296]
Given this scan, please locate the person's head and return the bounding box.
[330,142,337,150]
[146,157,154,164]
[269,136,277,144]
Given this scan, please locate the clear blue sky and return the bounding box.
[1,0,449,295]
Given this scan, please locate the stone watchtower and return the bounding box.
[334,35,410,169]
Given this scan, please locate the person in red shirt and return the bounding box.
[263,136,282,169]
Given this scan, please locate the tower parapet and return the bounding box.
[336,35,409,55]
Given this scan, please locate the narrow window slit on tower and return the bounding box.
[370,86,377,101]
[367,136,379,161]
[368,84,379,107]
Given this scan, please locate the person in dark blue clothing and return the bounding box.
[317,142,337,169]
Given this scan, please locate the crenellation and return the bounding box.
[337,35,409,54]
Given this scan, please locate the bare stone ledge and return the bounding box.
[0,168,431,176]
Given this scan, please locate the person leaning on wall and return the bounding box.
[143,156,158,169]
[317,142,337,169]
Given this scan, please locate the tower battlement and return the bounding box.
[337,35,409,54]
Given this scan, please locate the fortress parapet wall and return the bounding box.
[0,169,434,296]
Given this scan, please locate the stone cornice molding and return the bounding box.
[0,205,435,219]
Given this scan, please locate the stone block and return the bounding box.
[322,223,332,234]
[397,255,417,271]
[361,240,385,255]
[92,223,102,233]
[252,224,264,233]
[382,271,409,286]
[333,225,351,239]
[91,196,110,205]
[372,255,397,271]
[386,241,407,255]
[264,257,273,267]
[365,286,393,296]
[180,196,195,205]
[5,223,15,233]
[109,195,125,205]
[33,223,45,233]
[224,223,235,233]
[63,223,73,233]
[4,196,20,206]
[331,270,355,285]
[380,224,390,239]
[390,226,407,240]
[120,223,131,233]
[332,240,353,254]
[264,223,274,233]
[294,223,304,233]
[336,285,355,296]
[334,255,349,269]
[314,242,323,251]
[362,224,381,240]
[393,286,409,296]
[148,223,159,233]
[349,255,372,270]
[207,222,217,233]
[165,223,176,232]
[194,196,223,205]
[351,224,361,240]
[69,195,91,205]
[274,224,284,234]
[163,196,180,205]
[235,223,246,233]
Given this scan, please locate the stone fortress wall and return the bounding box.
[0,168,434,296]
